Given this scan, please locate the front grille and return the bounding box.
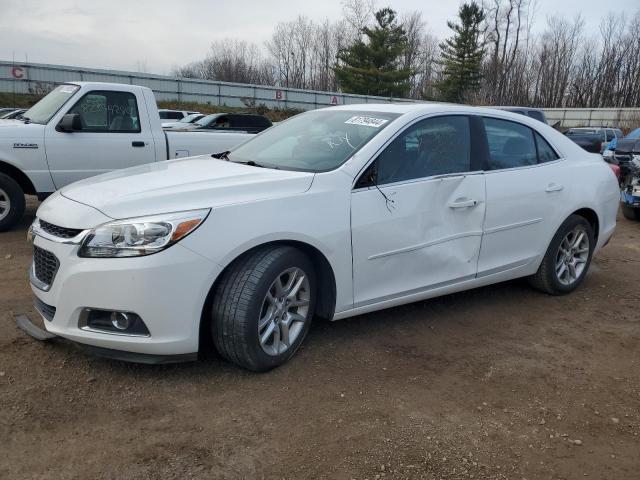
[33,246,59,288]
[34,297,56,322]
[39,219,83,239]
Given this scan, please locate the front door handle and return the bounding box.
[132,141,145,147]
[449,198,478,208]
[545,183,563,192]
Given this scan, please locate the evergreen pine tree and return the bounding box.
[334,8,412,97]
[437,2,486,103]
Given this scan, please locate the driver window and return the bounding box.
[68,91,140,132]
[377,115,471,185]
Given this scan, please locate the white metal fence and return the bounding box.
[0,61,420,111]
[1,60,639,128]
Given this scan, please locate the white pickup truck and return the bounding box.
[0,82,255,230]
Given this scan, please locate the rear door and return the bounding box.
[477,116,567,277]
[351,115,486,307]
[44,89,156,188]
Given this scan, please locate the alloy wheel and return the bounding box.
[0,188,10,222]
[555,226,590,286]
[258,267,311,356]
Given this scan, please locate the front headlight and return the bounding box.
[78,209,210,258]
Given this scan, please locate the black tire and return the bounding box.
[621,203,640,221]
[211,246,316,371]
[0,173,25,232]
[528,214,594,295]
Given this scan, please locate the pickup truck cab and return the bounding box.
[0,82,255,230]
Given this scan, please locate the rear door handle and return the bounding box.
[132,141,145,147]
[449,199,478,208]
[545,183,563,192]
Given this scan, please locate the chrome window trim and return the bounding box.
[352,170,484,193]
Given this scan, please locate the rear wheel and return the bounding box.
[0,173,25,232]
[211,246,316,371]
[621,203,640,221]
[529,215,594,295]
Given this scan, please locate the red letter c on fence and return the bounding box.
[11,67,24,79]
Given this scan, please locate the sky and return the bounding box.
[1,0,638,75]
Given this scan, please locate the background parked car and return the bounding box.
[494,106,547,124]
[162,113,205,129]
[0,107,18,117]
[158,109,199,121]
[610,128,640,179]
[565,127,623,152]
[176,112,273,133]
[0,108,27,120]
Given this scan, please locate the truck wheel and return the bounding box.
[211,246,316,371]
[528,214,594,295]
[621,203,640,221]
[0,173,25,232]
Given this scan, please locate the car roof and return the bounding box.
[317,102,554,128]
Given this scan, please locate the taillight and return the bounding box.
[608,163,620,180]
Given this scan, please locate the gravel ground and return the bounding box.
[1,198,639,479]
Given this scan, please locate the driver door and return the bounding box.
[350,115,486,307]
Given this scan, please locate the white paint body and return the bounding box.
[31,104,619,357]
[0,82,253,194]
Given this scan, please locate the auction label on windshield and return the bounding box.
[344,116,389,128]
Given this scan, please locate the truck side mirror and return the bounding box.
[57,113,82,132]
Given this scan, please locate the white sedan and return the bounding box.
[26,104,619,370]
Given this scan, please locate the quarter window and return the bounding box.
[376,115,471,185]
[535,132,559,163]
[483,117,537,169]
[68,91,140,132]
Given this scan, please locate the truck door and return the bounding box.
[44,89,157,188]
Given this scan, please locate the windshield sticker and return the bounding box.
[344,116,389,128]
[60,86,77,93]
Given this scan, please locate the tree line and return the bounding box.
[174,0,640,108]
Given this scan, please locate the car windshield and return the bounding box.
[179,113,201,123]
[228,110,400,172]
[23,84,80,124]
[195,114,222,127]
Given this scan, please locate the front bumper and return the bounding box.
[30,234,222,358]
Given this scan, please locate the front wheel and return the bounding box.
[529,215,594,295]
[0,173,26,232]
[211,246,316,371]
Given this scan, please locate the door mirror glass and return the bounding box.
[57,113,82,132]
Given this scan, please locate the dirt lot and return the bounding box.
[1,199,639,480]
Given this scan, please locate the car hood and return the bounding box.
[60,155,315,219]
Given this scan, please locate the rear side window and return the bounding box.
[376,115,471,185]
[483,117,537,169]
[68,91,140,132]
[535,132,559,163]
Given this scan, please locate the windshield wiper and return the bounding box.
[211,151,230,160]
[237,160,280,169]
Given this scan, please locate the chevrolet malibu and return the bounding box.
[26,104,619,371]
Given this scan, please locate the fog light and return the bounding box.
[111,312,132,331]
[79,309,150,336]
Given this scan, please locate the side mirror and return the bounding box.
[57,113,82,132]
